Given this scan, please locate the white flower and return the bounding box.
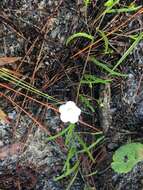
[59,101,81,124]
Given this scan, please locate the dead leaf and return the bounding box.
[0,143,21,159]
[0,108,10,124]
[0,57,21,66]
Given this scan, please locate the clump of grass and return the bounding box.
[46,123,104,184]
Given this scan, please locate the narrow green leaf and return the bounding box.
[97,29,109,53]
[66,170,78,190]
[90,57,127,77]
[84,171,97,177]
[82,74,112,84]
[79,95,95,112]
[88,136,104,150]
[77,135,95,162]
[46,125,72,141]
[65,124,75,146]
[55,161,79,181]
[63,146,77,171]
[66,32,94,46]
[78,136,104,154]
[112,33,143,71]
[84,0,91,6]
[104,0,119,8]
[106,6,141,13]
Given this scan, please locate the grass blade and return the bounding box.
[55,161,79,181]
[65,124,75,146]
[0,68,59,103]
[84,171,97,177]
[90,56,127,77]
[106,6,141,13]
[46,124,73,141]
[66,170,78,190]
[84,0,91,6]
[104,0,119,8]
[82,74,112,84]
[112,33,143,71]
[79,95,95,112]
[78,136,104,154]
[77,135,95,162]
[97,29,109,53]
[63,146,76,171]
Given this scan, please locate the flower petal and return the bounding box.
[59,101,81,123]
[60,114,69,123]
[75,107,81,116]
[59,104,66,113]
[66,101,76,107]
[69,116,79,124]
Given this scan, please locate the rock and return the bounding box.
[135,101,143,122]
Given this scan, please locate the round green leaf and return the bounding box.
[111,143,143,173]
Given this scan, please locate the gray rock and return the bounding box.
[135,101,143,122]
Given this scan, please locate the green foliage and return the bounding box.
[89,34,143,78]
[103,1,140,16]
[104,1,141,14]
[46,124,72,141]
[66,32,94,46]
[83,0,91,6]
[89,57,127,77]
[79,95,95,112]
[104,0,119,8]
[66,170,78,190]
[84,171,97,177]
[64,2,143,186]
[112,33,143,71]
[55,159,79,181]
[54,124,79,181]
[81,74,111,88]
[106,5,141,14]
[47,123,103,182]
[76,134,95,162]
[78,136,104,154]
[97,29,109,54]
[65,123,75,146]
[111,143,143,173]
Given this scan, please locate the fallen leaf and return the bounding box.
[0,108,10,124]
[0,57,21,66]
[0,143,21,159]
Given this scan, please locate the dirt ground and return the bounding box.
[0,0,143,190]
